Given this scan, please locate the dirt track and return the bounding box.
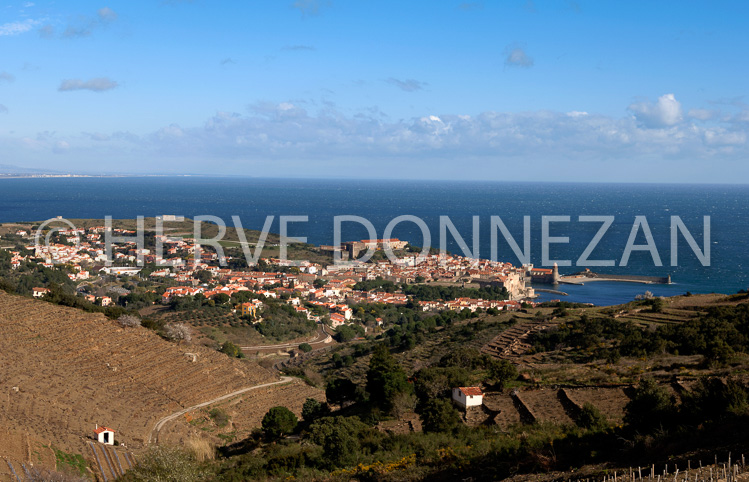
[0,291,298,468]
[148,376,294,443]
[241,324,333,353]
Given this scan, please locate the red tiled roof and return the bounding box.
[94,426,116,434]
[459,387,483,397]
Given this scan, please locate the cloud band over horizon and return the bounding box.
[4,93,748,182]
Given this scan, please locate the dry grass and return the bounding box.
[185,437,215,462]
[0,290,275,461]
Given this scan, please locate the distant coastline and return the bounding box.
[0,174,99,179]
[0,174,205,179]
[0,177,745,302]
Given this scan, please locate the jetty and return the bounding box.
[534,288,568,296]
[560,269,671,285]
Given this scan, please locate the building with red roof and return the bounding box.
[452,386,484,408]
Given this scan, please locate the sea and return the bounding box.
[0,177,747,306]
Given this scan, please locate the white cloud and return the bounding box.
[123,102,746,170]
[38,25,54,38]
[85,132,110,141]
[736,110,749,123]
[385,78,427,92]
[154,124,185,140]
[53,140,70,153]
[505,46,534,68]
[0,71,14,83]
[687,108,717,121]
[97,7,118,21]
[281,45,315,51]
[628,93,683,128]
[7,99,748,179]
[703,128,746,146]
[249,101,307,120]
[292,0,328,17]
[0,105,7,114]
[62,24,94,38]
[58,77,118,92]
[0,18,41,36]
[60,7,118,38]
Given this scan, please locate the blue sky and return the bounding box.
[0,0,748,182]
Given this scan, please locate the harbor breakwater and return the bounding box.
[560,270,671,285]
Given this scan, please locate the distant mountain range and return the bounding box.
[0,163,64,174]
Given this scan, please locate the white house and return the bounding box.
[32,287,50,298]
[452,387,484,409]
[339,307,353,320]
[329,312,347,328]
[99,267,142,276]
[94,425,115,445]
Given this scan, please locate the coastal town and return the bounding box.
[1,1,746,479]
[0,221,550,336]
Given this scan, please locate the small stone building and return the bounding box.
[452,386,484,409]
[94,426,115,445]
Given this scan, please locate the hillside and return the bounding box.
[0,217,332,265]
[0,291,322,476]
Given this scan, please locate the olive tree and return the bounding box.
[164,322,192,344]
[117,314,141,328]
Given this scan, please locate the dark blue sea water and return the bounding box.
[0,177,747,305]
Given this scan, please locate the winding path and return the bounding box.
[148,376,294,444]
[240,324,333,352]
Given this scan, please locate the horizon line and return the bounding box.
[1,172,748,187]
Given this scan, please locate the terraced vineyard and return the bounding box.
[163,307,246,328]
[514,388,576,425]
[613,307,702,327]
[562,387,631,424]
[88,442,136,481]
[0,291,282,472]
[481,317,563,363]
[471,386,631,429]
[467,379,734,431]
[167,378,326,445]
[0,430,57,481]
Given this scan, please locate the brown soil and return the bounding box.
[563,387,631,424]
[0,291,289,471]
[157,378,325,446]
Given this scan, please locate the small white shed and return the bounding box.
[94,425,115,445]
[452,387,484,409]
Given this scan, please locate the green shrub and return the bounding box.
[120,445,207,482]
[624,377,676,432]
[299,342,312,353]
[219,341,245,359]
[261,406,298,439]
[681,377,749,422]
[366,345,412,414]
[487,359,518,390]
[301,397,328,422]
[54,448,88,477]
[576,403,609,431]
[209,408,230,428]
[419,399,462,433]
